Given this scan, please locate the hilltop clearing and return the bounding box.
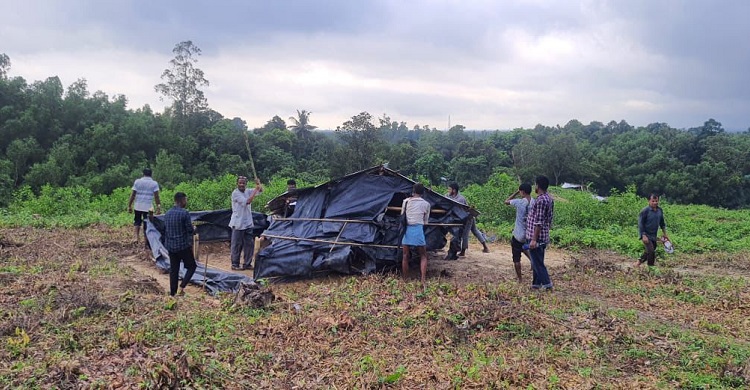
[2,227,749,388]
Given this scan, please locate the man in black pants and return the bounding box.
[163,192,197,296]
[637,193,669,267]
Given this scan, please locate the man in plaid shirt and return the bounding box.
[525,176,554,290]
[164,192,197,296]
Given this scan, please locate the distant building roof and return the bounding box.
[561,182,583,189]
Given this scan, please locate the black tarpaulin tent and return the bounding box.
[255,165,477,281]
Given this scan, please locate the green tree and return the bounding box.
[153,150,188,188]
[154,41,209,120]
[544,133,581,185]
[511,136,543,182]
[0,53,10,79]
[334,112,383,172]
[414,149,448,185]
[288,109,317,138]
[6,137,42,185]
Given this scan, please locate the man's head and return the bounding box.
[237,176,248,191]
[519,183,532,196]
[143,168,152,177]
[413,183,425,196]
[287,179,297,192]
[535,176,550,193]
[648,193,660,209]
[448,182,459,196]
[174,192,187,208]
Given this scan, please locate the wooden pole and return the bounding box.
[202,240,209,292]
[242,130,259,182]
[386,206,447,214]
[329,221,348,253]
[261,233,401,249]
[270,216,461,227]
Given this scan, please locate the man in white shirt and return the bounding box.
[229,176,263,270]
[401,183,432,285]
[127,168,161,243]
[504,183,534,282]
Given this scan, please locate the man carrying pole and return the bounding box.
[229,176,263,270]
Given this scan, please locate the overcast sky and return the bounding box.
[2,0,749,131]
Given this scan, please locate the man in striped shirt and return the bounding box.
[525,176,554,290]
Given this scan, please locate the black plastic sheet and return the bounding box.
[144,209,269,294]
[255,166,474,281]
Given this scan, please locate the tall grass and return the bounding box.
[2,172,749,256]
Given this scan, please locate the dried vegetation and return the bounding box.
[1,228,749,389]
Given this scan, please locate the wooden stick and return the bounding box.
[386,206,447,214]
[242,130,259,182]
[329,221,348,253]
[271,216,461,227]
[193,234,199,260]
[202,240,209,292]
[272,217,372,223]
[261,234,401,249]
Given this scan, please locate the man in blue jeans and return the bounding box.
[525,176,554,290]
[163,192,197,296]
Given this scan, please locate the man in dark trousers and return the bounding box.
[637,193,669,267]
[526,176,554,290]
[445,182,489,259]
[163,192,197,296]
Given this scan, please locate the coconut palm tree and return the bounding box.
[288,109,317,138]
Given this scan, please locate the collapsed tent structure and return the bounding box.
[145,209,269,294]
[255,165,477,281]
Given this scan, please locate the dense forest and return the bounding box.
[1,43,749,209]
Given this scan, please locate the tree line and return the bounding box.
[1,43,749,209]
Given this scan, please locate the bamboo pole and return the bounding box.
[242,130,259,182]
[386,206,447,214]
[202,238,209,292]
[271,216,461,227]
[261,234,401,249]
[329,221,348,253]
[272,217,372,223]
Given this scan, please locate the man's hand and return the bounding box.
[156,205,161,214]
[642,234,650,245]
[127,206,133,213]
[529,239,538,249]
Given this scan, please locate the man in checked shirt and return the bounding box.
[163,192,197,297]
[526,176,555,291]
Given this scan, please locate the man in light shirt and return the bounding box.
[504,183,534,282]
[127,168,161,243]
[401,183,432,285]
[229,176,263,270]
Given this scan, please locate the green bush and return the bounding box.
[2,172,749,258]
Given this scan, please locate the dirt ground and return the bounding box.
[125,238,574,294]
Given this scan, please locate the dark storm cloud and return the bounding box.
[2,0,749,130]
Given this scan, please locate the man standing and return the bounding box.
[127,168,161,243]
[504,183,534,282]
[229,176,263,271]
[445,183,489,259]
[637,193,669,267]
[401,183,432,285]
[526,176,554,290]
[163,192,197,297]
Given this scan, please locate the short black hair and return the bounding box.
[143,168,152,177]
[648,193,660,200]
[519,183,532,194]
[535,176,550,191]
[413,183,425,195]
[174,192,187,202]
[449,182,459,191]
[287,179,296,186]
